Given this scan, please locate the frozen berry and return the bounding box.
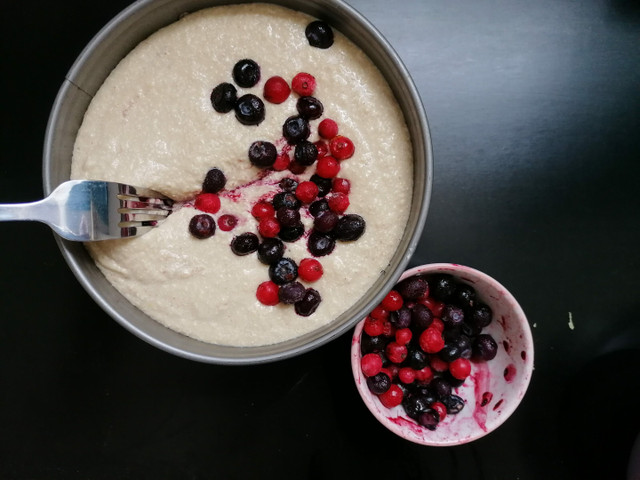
[431,275,457,302]
[252,201,275,220]
[195,193,221,214]
[398,367,416,384]
[329,135,355,160]
[279,177,299,192]
[279,281,306,304]
[295,181,319,204]
[291,72,316,96]
[396,276,428,300]
[309,199,329,217]
[189,214,216,239]
[361,333,386,354]
[283,116,310,144]
[370,306,389,321]
[217,214,237,232]
[230,232,259,255]
[442,394,465,414]
[406,347,428,369]
[331,177,350,194]
[361,352,383,377]
[248,141,277,168]
[430,377,452,399]
[318,118,338,139]
[235,94,265,125]
[314,141,329,158]
[298,258,323,282]
[316,156,340,178]
[307,231,335,257]
[257,238,285,265]
[313,210,338,233]
[294,140,318,166]
[278,224,305,243]
[210,82,237,113]
[390,307,412,329]
[441,305,464,327]
[276,207,300,227]
[296,96,324,120]
[415,366,434,384]
[305,20,334,49]
[430,356,449,373]
[379,384,404,408]
[419,327,444,354]
[294,288,322,316]
[310,174,332,197]
[402,394,429,420]
[269,257,298,285]
[364,316,385,337]
[439,343,463,363]
[385,342,407,364]
[469,303,493,329]
[272,192,301,210]
[366,371,391,395]
[381,290,403,312]
[273,153,291,171]
[263,75,290,104]
[232,59,260,88]
[411,304,434,330]
[202,167,226,193]
[418,409,440,431]
[288,161,307,175]
[473,334,498,361]
[431,402,447,422]
[453,284,476,310]
[395,328,412,346]
[449,358,471,380]
[327,192,349,214]
[256,281,279,306]
[258,217,280,238]
[332,214,365,241]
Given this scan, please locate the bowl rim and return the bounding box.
[351,262,534,446]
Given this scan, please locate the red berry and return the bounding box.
[291,72,316,96]
[430,317,445,332]
[217,214,237,231]
[288,161,307,175]
[363,316,384,337]
[421,297,445,317]
[272,153,291,171]
[314,141,329,158]
[256,281,279,306]
[195,193,221,214]
[419,327,444,353]
[295,181,319,204]
[449,358,472,380]
[361,352,383,377]
[429,356,449,373]
[370,305,389,321]
[415,365,434,383]
[431,401,447,421]
[258,217,280,238]
[263,76,291,104]
[386,364,400,380]
[318,118,339,139]
[398,367,416,384]
[252,201,275,220]
[382,320,396,338]
[381,290,403,311]
[327,192,349,214]
[378,384,404,409]
[395,327,412,346]
[316,156,340,178]
[298,258,323,282]
[331,177,351,194]
[329,135,355,160]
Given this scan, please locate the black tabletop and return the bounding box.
[2,1,639,479]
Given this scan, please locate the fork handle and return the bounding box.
[0,199,54,224]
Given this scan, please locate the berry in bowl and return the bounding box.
[351,263,534,446]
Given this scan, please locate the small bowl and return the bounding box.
[351,263,534,446]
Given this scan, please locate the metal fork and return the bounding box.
[0,180,174,241]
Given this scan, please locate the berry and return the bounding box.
[194,193,221,214]
[370,306,390,321]
[473,334,498,361]
[272,192,301,210]
[366,372,391,395]
[288,161,307,175]
[283,116,310,144]
[268,257,298,285]
[278,224,305,243]
[329,135,355,160]
[248,141,277,168]
[278,281,307,304]
[210,82,237,113]
[314,141,329,158]
[453,284,476,310]
[419,327,444,353]
[379,384,404,409]
[316,156,340,178]
[295,181,319,204]
[364,316,384,337]
[430,317,445,332]
[396,276,428,300]
[449,358,471,380]
[327,192,349,214]
[310,174,333,197]
[430,377,452,399]
[385,342,407,364]
[429,356,449,373]
[276,207,300,227]
[318,118,338,139]
[361,333,386,354]
[305,20,334,49]
[307,231,335,257]
[390,307,411,329]
[296,96,324,120]
[232,58,260,88]
[332,214,366,241]
[439,343,462,362]
[431,402,447,422]
[431,275,456,302]
[217,214,237,232]
[279,177,299,192]
[421,297,445,317]
[291,72,316,96]
[258,217,280,238]
[361,353,383,377]
[294,140,318,166]
[230,232,259,255]
[272,153,291,171]
[256,281,279,306]
[411,303,434,330]
[469,303,493,329]
[234,94,265,125]
[441,305,464,327]
[251,201,275,220]
[402,394,429,420]
[418,410,440,431]
[263,76,290,104]
[415,366,434,384]
[398,367,416,384]
[298,258,323,282]
[294,288,322,316]
[257,238,285,265]
[442,394,465,414]
[331,177,351,195]
[202,167,226,193]
[395,328,412,346]
[309,199,329,217]
[407,347,428,369]
[188,214,216,239]
[381,290,403,311]
[313,210,338,233]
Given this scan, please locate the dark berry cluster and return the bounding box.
[188,168,238,237]
[359,274,498,431]
[210,59,265,126]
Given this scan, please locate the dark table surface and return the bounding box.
[2,1,639,479]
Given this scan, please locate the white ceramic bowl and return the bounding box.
[351,263,534,446]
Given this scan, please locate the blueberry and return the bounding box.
[441,305,465,327]
[395,276,428,300]
[430,377,452,400]
[230,232,259,255]
[202,167,226,193]
[305,20,334,49]
[448,333,472,359]
[269,257,298,285]
[188,214,216,239]
[295,288,322,316]
[439,343,462,362]
[444,372,465,388]
[210,82,237,113]
[257,238,285,265]
[279,281,306,304]
[431,274,457,302]
[418,409,440,430]
[390,307,412,329]
[276,207,301,227]
[232,59,260,88]
[310,174,332,197]
[468,303,493,329]
[294,140,318,166]
[410,303,433,330]
[361,333,387,354]
[296,96,324,120]
[308,231,335,257]
[473,333,498,361]
[406,347,428,369]
[442,394,465,414]
[402,394,429,420]
[283,116,310,144]
[313,210,338,233]
[332,214,366,241]
[309,199,329,217]
[278,223,305,243]
[272,192,301,211]
[248,141,277,168]
[235,94,265,126]
[453,284,476,310]
[366,372,391,395]
[279,177,298,192]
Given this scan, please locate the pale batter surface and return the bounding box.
[71,3,413,346]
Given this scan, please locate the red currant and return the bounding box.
[395,327,412,346]
[331,177,350,194]
[415,365,434,383]
[298,258,323,282]
[382,320,396,338]
[381,290,403,311]
[256,281,279,306]
[195,193,221,214]
[429,356,449,373]
[449,358,471,380]
[378,384,403,409]
[251,201,275,220]
[272,153,291,171]
[419,327,444,353]
[430,317,445,332]
[263,76,291,104]
[421,297,444,317]
[327,192,350,214]
[295,181,319,204]
[315,156,340,178]
[370,305,389,321]
[318,118,339,139]
[361,352,383,377]
[291,72,316,96]
[217,214,237,231]
[398,367,416,384]
[258,217,280,238]
[431,401,447,421]
[363,316,384,337]
[314,140,329,158]
[329,135,355,160]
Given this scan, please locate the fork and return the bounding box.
[0,180,174,241]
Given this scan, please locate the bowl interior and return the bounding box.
[351,263,534,446]
[42,0,432,364]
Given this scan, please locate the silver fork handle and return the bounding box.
[0,198,57,225]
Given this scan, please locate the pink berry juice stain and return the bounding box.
[471,361,491,431]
